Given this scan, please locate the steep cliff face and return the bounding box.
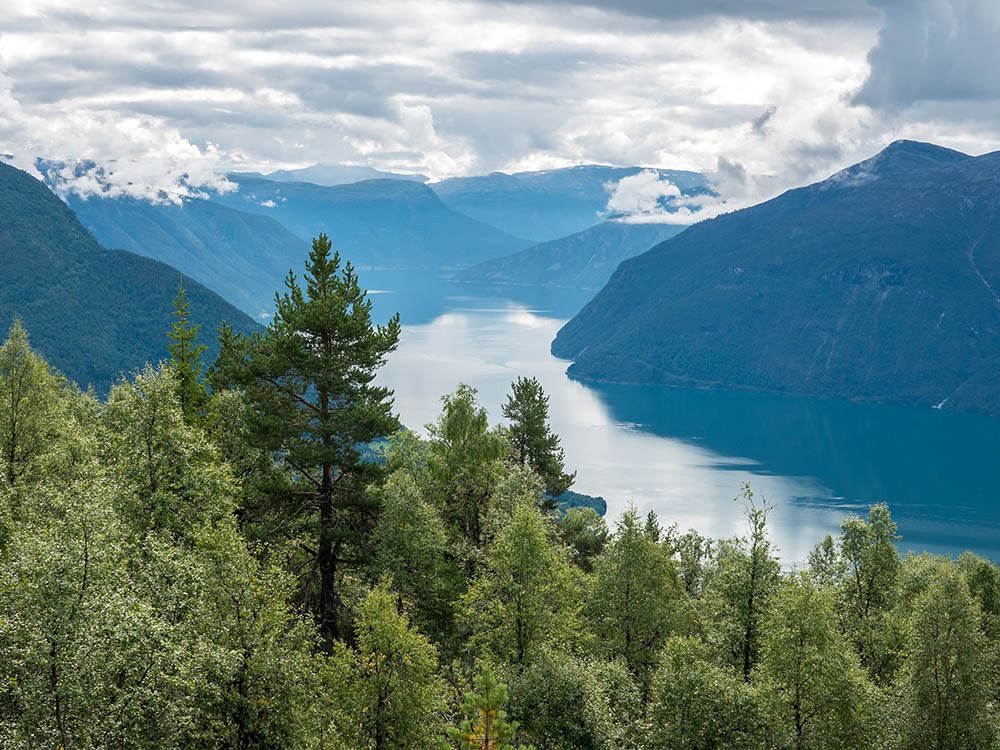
[552,141,1000,415]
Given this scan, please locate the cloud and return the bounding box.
[0,0,998,207]
[856,0,1000,109]
[605,159,769,225]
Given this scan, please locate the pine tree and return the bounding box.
[501,376,574,503]
[211,234,400,643]
[167,279,207,423]
[451,666,533,750]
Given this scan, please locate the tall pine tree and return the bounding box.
[212,234,400,642]
[167,279,207,423]
[501,376,574,503]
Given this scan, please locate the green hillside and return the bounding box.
[0,162,259,392]
[64,194,308,318]
[552,141,1000,415]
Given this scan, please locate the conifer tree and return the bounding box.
[501,376,574,503]
[211,234,400,642]
[167,279,207,423]
[451,666,533,750]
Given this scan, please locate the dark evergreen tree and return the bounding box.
[167,279,208,423]
[211,234,400,642]
[501,376,574,504]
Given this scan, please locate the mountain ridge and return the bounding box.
[209,174,533,268]
[551,140,1000,415]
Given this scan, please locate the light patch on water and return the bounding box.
[379,299,844,562]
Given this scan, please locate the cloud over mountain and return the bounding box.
[1,0,999,204]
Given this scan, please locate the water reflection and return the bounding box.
[370,270,1000,563]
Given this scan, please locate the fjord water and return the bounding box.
[368,269,1000,563]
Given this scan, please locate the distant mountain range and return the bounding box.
[254,164,429,186]
[552,141,1000,415]
[0,162,258,392]
[210,174,533,268]
[454,221,686,291]
[433,165,709,242]
[64,194,308,318]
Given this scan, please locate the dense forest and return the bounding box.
[1,236,999,750]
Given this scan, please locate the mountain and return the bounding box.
[454,221,686,291]
[552,141,1000,415]
[0,162,258,392]
[63,194,308,318]
[210,175,533,268]
[433,165,709,242]
[262,164,428,185]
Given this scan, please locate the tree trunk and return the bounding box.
[318,460,338,643]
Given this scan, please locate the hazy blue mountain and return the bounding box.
[433,165,709,242]
[261,164,428,185]
[210,175,533,268]
[552,141,1000,415]
[454,221,686,291]
[63,194,308,318]
[0,162,258,393]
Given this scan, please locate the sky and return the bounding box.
[3,0,1000,212]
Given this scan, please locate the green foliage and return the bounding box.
[557,506,608,572]
[756,575,879,750]
[167,279,208,423]
[212,233,400,641]
[666,527,714,596]
[426,384,507,552]
[839,503,904,684]
[461,502,580,668]
[0,319,63,488]
[808,534,845,590]
[898,561,995,750]
[588,506,682,690]
[451,665,532,750]
[648,636,764,749]
[703,484,781,679]
[504,650,637,750]
[502,376,575,501]
[0,161,258,394]
[370,470,455,639]
[3,306,1000,750]
[337,582,449,750]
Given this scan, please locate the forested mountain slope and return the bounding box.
[455,221,686,290]
[210,175,532,268]
[0,162,258,391]
[552,141,1000,415]
[64,194,308,318]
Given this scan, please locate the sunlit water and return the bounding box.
[367,270,1000,563]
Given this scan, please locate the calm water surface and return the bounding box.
[367,270,1000,563]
